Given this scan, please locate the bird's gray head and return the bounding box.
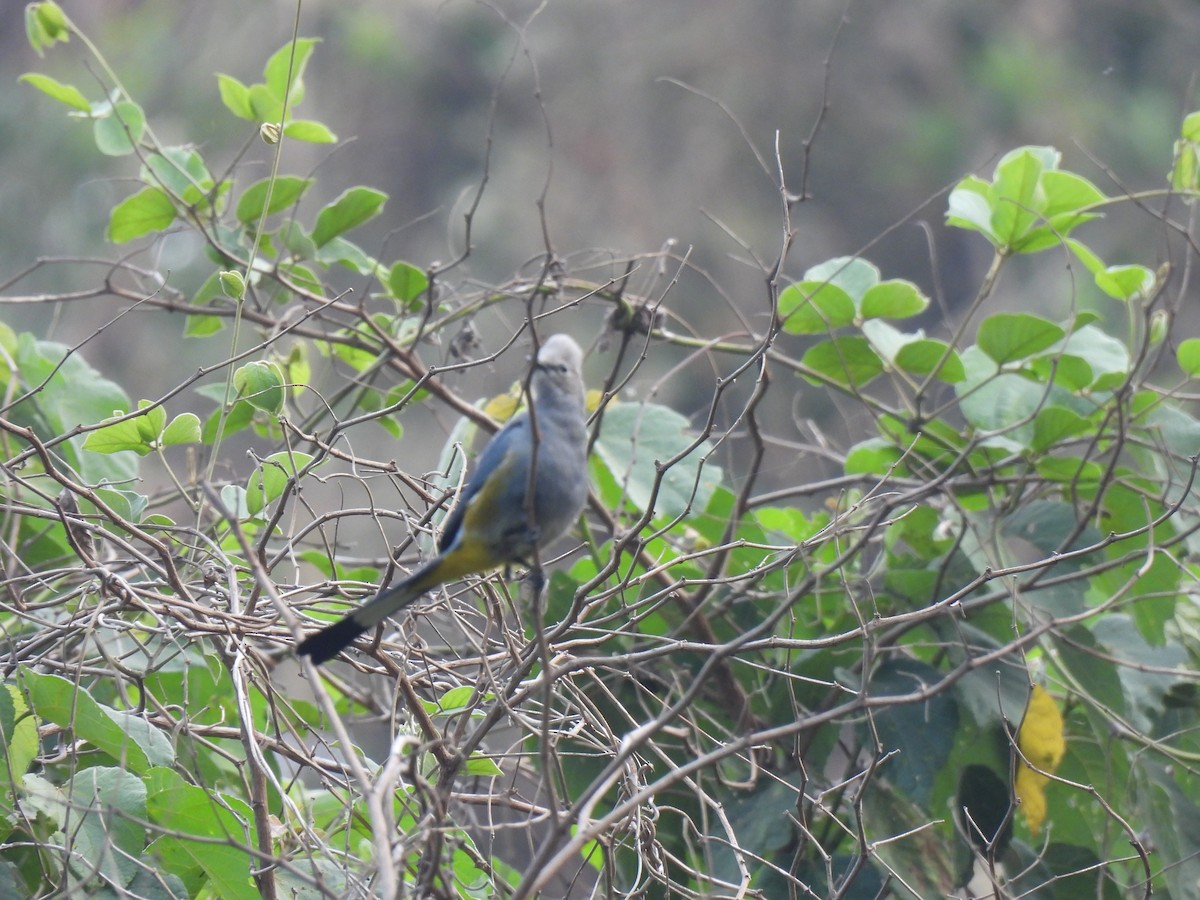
[532,334,585,405]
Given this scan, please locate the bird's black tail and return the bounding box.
[296,616,368,665]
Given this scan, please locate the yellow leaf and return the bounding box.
[484,390,520,422]
[1015,684,1065,835]
[1019,684,1065,771]
[1015,766,1050,836]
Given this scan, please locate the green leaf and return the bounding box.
[977,313,1065,364]
[316,236,378,275]
[248,83,283,123]
[1067,239,1153,301]
[990,147,1048,248]
[107,187,176,243]
[591,402,724,520]
[235,175,313,224]
[263,38,319,104]
[246,450,314,517]
[145,768,257,900]
[162,413,202,446]
[83,412,152,455]
[233,360,286,414]
[95,486,149,523]
[1036,455,1103,484]
[387,260,429,304]
[0,684,39,782]
[945,177,994,238]
[1053,324,1129,390]
[185,314,224,338]
[778,281,856,334]
[860,279,929,320]
[311,187,388,247]
[896,339,965,383]
[283,119,337,143]
[844,438,906,476]
[18,73,89,111]
[801,256,881,303]
[464,753,503,777]
[801,336,884,389]
[201,397,255,443]
[93,100,145,156]
[143,147,214,205]
[216,73,254,120]
[958,372,1046,446]
[1178,338,1200,376]
[21,671,172,774]
[1031,406,1091,453]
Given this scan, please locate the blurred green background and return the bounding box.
[3,0,1198,487]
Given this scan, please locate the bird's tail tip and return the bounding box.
[296,616,367,665]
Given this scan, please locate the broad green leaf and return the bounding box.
[185,314,224,337]
[95,486,149,523]
[83,413,152,455]
[844,438,906,476]
[1035,455,1103,484]
[1177,338,1200,376]
[0,684,38,781]
[316,236,378,275]
[990,147,1048,247]
[896,339,965,383]
[778,281,855,334]
[233,360,286,414]
[867,658,958,805]
[464,754,503,777]
[860,279,929,320]
[216,73,253,120]
[22,671,161,773]
[18,73,89,111]
[945,178,994,238]
[591,402,723,520]
[1052,324,1129,390]
[284,119,337,143]
[263,38,319,104]
[93,100,145,156]
[958,373,1046,445]
[801,336,883,390]
[1031,405,1090,453]
[107,187,176,243]
[143,146,213,205]
[201,398,255,444]
[144,768,257,900]
[248,82,283,123]
[977,313,1065,364]
[245,450,314,516]
[1041,170,1106,218]
[1028,353,1094,391]
[235,175,313,223]
[162,413,202,446]
[63,767,147,887]
[311,187,388,247]
[801,256,880,302]
[387,260,429,304]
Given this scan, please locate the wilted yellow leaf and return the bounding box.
[1015,684,1065,836]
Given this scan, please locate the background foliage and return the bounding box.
[4,2,1200,898]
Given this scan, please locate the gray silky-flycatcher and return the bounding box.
[297,333,589,664]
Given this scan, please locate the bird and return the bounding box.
[297,333,590,665]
